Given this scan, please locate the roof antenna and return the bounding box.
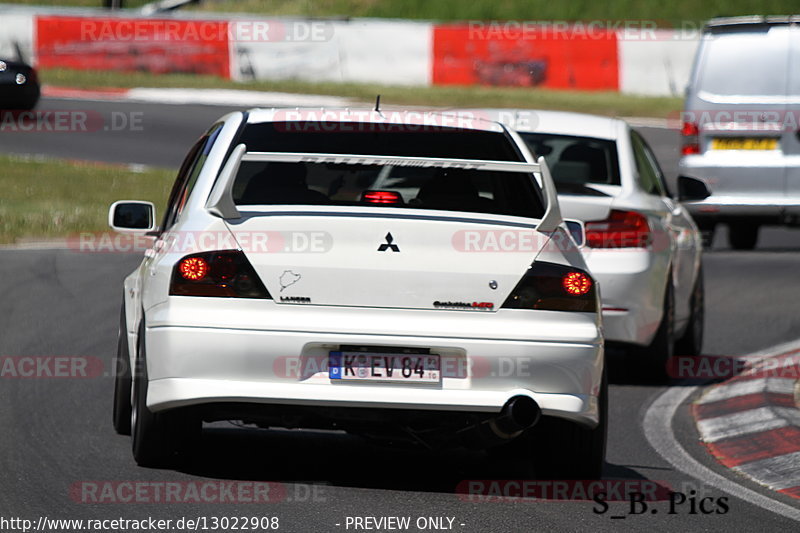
[374,94,381,113]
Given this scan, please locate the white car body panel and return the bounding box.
[116,108,604,438]
[227,210,540,310]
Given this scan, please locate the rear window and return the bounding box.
[231,123,545,219]
[519,132,620,195]
[696,26,794,97]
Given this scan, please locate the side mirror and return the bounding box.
[108,201,156,233]
[677,176,711,202]
[564,219,585,247]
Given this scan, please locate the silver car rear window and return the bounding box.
[519,133,620,195]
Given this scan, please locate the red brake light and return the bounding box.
[362,190,403,204]
[681,121,700,155]
[502,262,597,312]
[585,210,651,248]
[170,250,271,298]
[179,257,209,281]
[562,272,592,295]
[681,144,700,155]
[681,121,699,136]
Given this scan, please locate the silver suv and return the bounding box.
[679,16,800,249]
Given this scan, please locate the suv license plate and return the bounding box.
[711,138,777,150]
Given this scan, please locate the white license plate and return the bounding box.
[329,352,441,383]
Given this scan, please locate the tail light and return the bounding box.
[681,121,700,155]
[585,210,651,248]
[502,262,597,312]
[362,190,403,205]
[170,250,271,298]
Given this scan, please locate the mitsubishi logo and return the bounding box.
[378,232,400,252]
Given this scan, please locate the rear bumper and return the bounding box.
[679,154,800,221]
[141,298,603,427]
[583,249,667,346]
[684,197,800,220]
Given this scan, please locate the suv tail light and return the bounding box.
[681,121,700,155]
[502,262,597,312]
[170,250,271,298]
[585,210,651,248]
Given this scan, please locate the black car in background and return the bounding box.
[0,57,40,110]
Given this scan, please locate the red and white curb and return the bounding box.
[693,350,800,499]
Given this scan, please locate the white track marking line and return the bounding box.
[125,88,354,108]
[736,452,800,491]
[698,378,796,404]
[644,370,800,521]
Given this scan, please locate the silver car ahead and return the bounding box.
[679,16,800,249]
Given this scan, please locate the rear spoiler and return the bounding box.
[206,146,562,231]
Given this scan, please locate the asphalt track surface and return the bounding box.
[1,98,800,532]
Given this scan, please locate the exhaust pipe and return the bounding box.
[457,396,541,448]
[490,396,541,439]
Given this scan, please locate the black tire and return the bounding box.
[112,303,132,435]
[535,365,607,479]
[629,281,674,382]
[502,365,607,479]
[131,326,199,467]
[675,265,704,356]
[728,223,758,250]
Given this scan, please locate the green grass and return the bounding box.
[0,154,173,244]
[10,0,793,23]
[3,0,796,24]
[188,0,795,24]
[40,68,683,118]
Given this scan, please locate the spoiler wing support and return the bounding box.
[534,155,564,233]
[206,150,552,223]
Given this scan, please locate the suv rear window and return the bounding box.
[231,123,545,219]
[519,132,620,195]
[696,26,794,97]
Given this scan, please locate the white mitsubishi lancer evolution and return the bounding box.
[109,108,605,478]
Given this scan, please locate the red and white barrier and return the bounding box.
[432,23,620,91]
[0,10,699,97]
[618,29,699,96]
